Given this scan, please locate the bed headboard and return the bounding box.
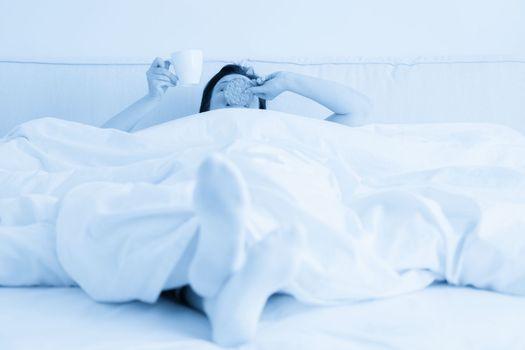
[1,57,524,135]
[1,0,524,135]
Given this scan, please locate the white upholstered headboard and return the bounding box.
[0,56,524,135]
[0,0,524,134]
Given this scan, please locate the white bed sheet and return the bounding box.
[3,111,525,304]
[1,284,524,350]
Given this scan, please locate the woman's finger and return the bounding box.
[148,72,171,80]
[149,71,178,84]
[254,77,265,85]
[151,67,171,74]
[151,69,178,83]
[159,81,175,88]
[150,57,164,68]
[148,73,173,83]
[168,72,178,84]
[150,67,171,75]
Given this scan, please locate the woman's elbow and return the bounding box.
[327,94,372,126]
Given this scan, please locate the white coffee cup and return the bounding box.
[170,49,203,86]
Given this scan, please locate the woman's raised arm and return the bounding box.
[102,57,178,132]
[249,72,372,126]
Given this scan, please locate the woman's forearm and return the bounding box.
[284,72,371,121]
[102,94,161,132]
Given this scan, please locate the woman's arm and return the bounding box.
[249,72,372,126]
[102,94,163,132]
[102,57,178,132]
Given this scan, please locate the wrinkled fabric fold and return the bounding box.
[0,109,524,304]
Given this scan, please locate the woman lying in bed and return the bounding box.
[2,61,524,347]
[99,58,370,344]
[102,57,372,131]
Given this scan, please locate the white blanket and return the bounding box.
[1,109,524,304]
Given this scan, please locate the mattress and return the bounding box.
[1,284,524,350]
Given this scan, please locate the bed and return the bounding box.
[1,105,525,350]
[1,1,525,348]
[2,284,524,350]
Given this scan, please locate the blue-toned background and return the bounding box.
[0,0,524,134]
[1,0,524,59]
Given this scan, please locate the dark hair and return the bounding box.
[199,64,267,113]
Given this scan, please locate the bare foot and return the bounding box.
[205,226,305,347]
[189,154,249,297]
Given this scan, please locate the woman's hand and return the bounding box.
[103,57,177,132]
[248,72,290,100]
[146,57,178,99]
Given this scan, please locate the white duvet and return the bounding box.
[0,109,524,304]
